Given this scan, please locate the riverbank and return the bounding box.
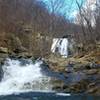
[44,48,100,95]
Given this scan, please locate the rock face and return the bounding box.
[45,49,100,95]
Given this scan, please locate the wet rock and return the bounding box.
[84,69,98,75]
[73,62,94,71]
[50,62,58,66]
[0,53,8,65]
[9,52,32,59]
[63,73,68,78]
[69,79,89,93]
[89,63,100,69]
[0,53,8,81]
[62,84,70,93]
[16,52,30,59]
[23,82,31,89]
[86,82,100,95]
[62,84,69,90]
[88,82,96,88]
[13,47,27,54]
[51,79,64,92]
[8,52,18,59]
[19,58,31,66]
[0,63,4,81]
[67,61,74,67]
[52,86,62,91]
[0,53,8,58]
[49,65,65,72]
[65,67,73,73]
[0,53,7,81]
[0,47,8,53]
[86,87,99,94]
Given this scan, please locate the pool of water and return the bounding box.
[0,92,99,100]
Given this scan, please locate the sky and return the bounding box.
[41,0,85,21]
[69,0,85,18]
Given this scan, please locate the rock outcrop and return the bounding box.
[45,49,100,95]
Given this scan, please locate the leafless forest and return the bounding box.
[0,0,100,57]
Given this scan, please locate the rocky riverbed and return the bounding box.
[44,51,100,95]
[0,46,100,95]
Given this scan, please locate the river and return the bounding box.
[0,58,99,100]
[0,92,99,100]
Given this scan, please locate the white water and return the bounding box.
[0,58,52,95]
[51,38,68,57]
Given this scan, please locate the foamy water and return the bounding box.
[0,58,52,95]
[51,38,68,57]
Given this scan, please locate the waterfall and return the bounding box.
[0,58,52,95]
[51,38,69,57]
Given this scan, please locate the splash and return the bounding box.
[0,58,52,95]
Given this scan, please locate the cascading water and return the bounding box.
[51,38,69,57]
[0,58,53,95]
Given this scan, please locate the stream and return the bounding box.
[0,58,99,100]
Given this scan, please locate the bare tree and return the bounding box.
[76,0,97,44]
[44,0,68,36]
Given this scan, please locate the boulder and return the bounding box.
[73,63,87,71]
[0,53,8,65]
[13,47,27,54]
[88,82,96,88]
[68,79,89,93]
[51,79,64,92]
[84,69,98,75]
[86,87,99,94]
[65,67,73,73]
[16,52,32,59]
[0,47,8,53]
